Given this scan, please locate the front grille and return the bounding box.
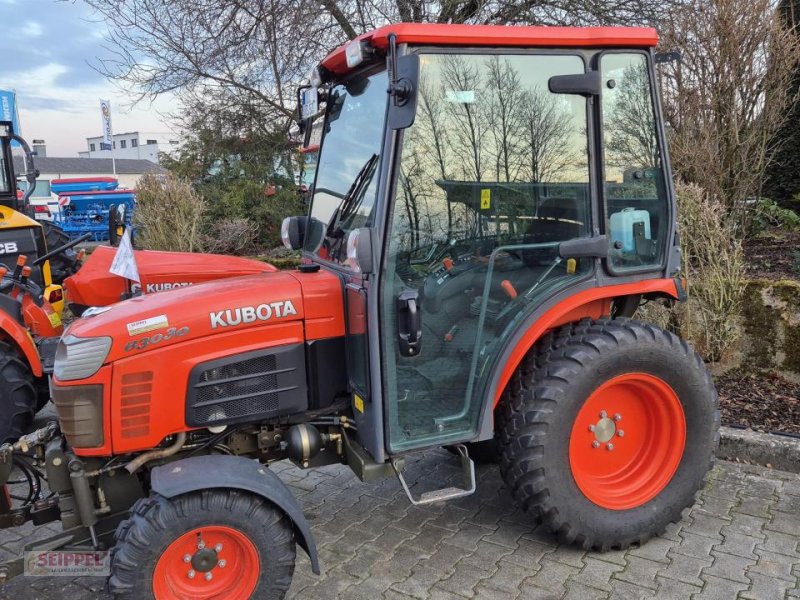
[186,345,307,427]
[51,383,104,447]
[120,371,153,439]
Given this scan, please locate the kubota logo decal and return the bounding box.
[209,300,298,329]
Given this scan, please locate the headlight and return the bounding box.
[54,335,112,381]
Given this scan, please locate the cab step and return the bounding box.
[392,444,476,505]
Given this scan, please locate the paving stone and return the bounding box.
[481,521,524,549]
[545,545,587,568]
[693,573,749,600]
[749,548,800,581]
[392,565,449,599]
[713,530,760,559]
[672,531,718,560]
[765,510,800,537]
[701,550,755,584]
[725,512,769,540]
[740,572,796,600]
[562,580,610,600]
[733,495,773,519]
[606,579,656,600]
[508,582,562,599]
[699,494,737,518]
[658,551,713,587]
[570,556,625,592]
[627,536,674,564]
[684,509,729,541]
[479,558,531,594]
[522,559,581,596]
[652,575,701,599]
[612,556,661,590]
[446,522,492,552]
[459,540,514,573]
[502,537,557,569]
[406,525,456,554]
[435,562,493,597]
[420,543,467,576]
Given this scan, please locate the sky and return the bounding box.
[0,0,176,156]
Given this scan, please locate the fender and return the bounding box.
[490,278,681,409]
[0,304,42,377]
[150,454,320,575]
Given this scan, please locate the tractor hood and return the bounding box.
[64,246,277,309]
[63,270,307,364]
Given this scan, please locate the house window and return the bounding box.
[90,143,96,151]
[120,140,127,149]
[131,139,138,147]
[113,141,116,149]
[146,139,157,145]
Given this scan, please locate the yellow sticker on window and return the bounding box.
[47,312,61,328]
[480,188,491,210]
[354,393,364,413]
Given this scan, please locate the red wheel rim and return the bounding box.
[568,373,686,510]
[153,525,259,600]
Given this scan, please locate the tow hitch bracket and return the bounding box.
[392,444,476,505]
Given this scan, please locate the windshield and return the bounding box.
[303,70,388,264]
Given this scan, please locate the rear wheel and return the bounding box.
[0,340,36,443]
[110,490,296,599]
[498,318,719,550]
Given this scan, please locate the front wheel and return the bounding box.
[0,341,36,443]
[498,318,719,551]
[110,489,296,599]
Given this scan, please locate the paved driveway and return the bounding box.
[0,451,798,599]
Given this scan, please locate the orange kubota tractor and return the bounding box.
[0,123,279,442]
[0,25,718,598]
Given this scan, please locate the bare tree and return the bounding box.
[484,56,526,182]
[440,55,488,181]
[604,63,660,171]
[518,87,577,182]
[659,0,800,220]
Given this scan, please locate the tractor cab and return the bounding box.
[288,24,681,459]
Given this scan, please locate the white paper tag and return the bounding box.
[126,314,169,337]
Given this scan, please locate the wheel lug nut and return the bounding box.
[198,541,205,549]
[617,430,625,437]
[600,410,607,418]
[592,441,600,449]
[588,425,595,432]
[183,554,191,563]
[614,413,622,422]
[607,443,614,451]
[188,570,195,579]
[205,572,213,581]
[218,559,226,568]
[215,543,223,552]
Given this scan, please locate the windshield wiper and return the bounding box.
[326,153,379,238]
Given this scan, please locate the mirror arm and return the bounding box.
[387,34,412,106]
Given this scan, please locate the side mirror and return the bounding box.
[281,216,308,250]
[387,43,419,130]
[345,227,374,274]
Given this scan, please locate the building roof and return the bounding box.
[13,156,165,175]
[321,24,659,75]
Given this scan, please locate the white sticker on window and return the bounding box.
[445,90,475,104]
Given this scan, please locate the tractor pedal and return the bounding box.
[392,444,476,506]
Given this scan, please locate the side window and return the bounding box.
[601,53,668,270]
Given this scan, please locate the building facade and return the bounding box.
[79,131,179,163]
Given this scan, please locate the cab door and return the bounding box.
[380,51,597,453]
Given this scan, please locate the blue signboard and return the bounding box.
[0,90,21,146]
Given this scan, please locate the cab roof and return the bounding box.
[320,23,659,76]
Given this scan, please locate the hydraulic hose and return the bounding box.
[125,432,186,474]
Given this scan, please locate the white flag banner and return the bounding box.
[109,230,140,283]
[99,99,112,150]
